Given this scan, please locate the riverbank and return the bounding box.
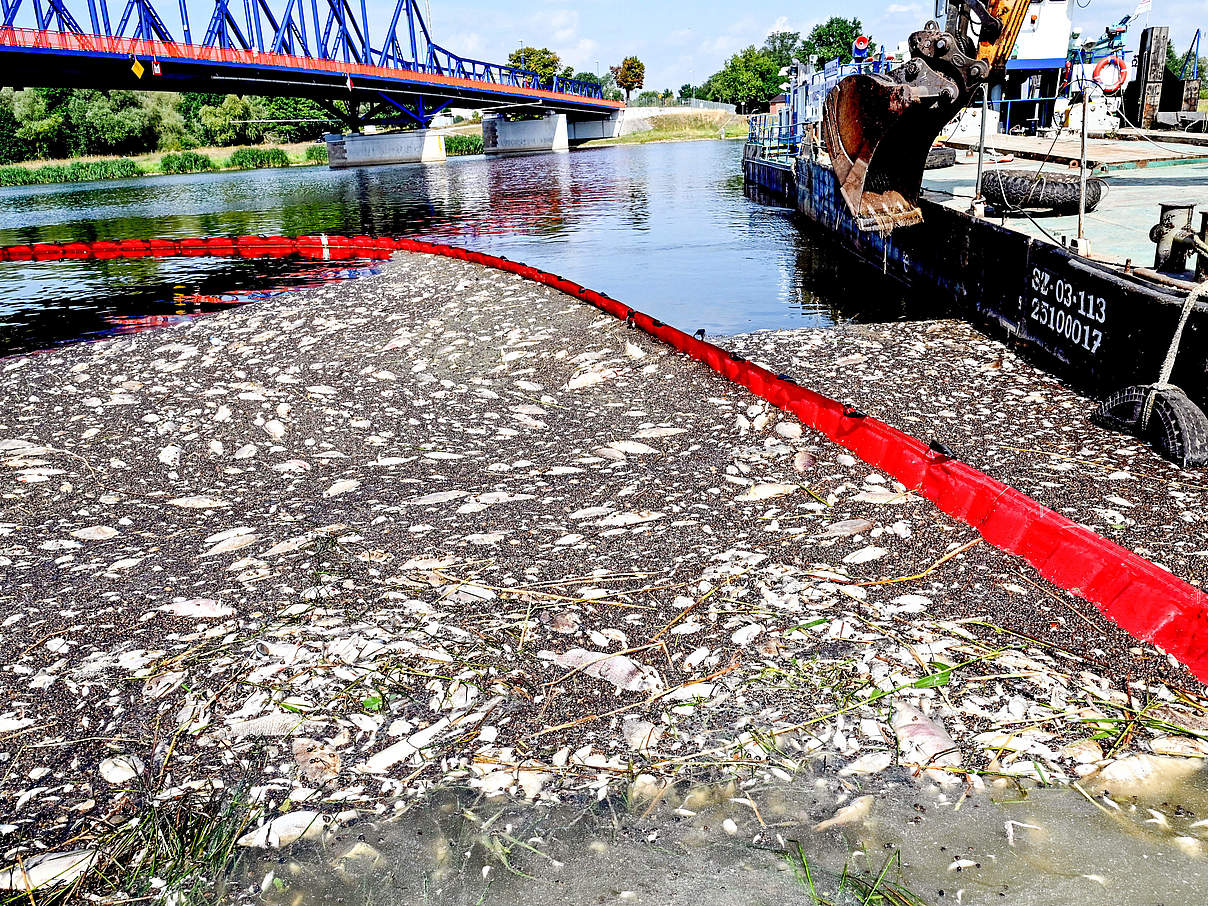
[587,110,748,146]
[1,251,1206,896]
[0,132,485,188]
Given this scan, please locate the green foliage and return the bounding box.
[573,71,602,86]
[0,158,144,186]
[611,56,646,102]
[444,134,484,156]
[698,45,781,112]
[304,143,329,163]
[226,147,290,169]
[0,89,26,164]
[257,96,337,142]
[679,83,695,99]
[507,46,564,84]
[159,151,215,174]
[634,90,664,107]
[697,19,874,112]
[199,95,267,146]
[801,17,872,65]
[763,30,802,69]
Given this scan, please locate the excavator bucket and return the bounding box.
[821,71,951,232]
[821,3,1031,233]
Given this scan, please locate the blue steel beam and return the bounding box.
[0,0,609,101]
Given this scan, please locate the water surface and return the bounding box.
[0,142,921,355]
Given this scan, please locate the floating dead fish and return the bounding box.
[735,483,796,502]
[324,478,361,497]
[839,752,892,776]
[609,440,658,455]
[814,795,874,831]
[0,850,96,890]
[70,526,118,541]
[843,546,887,565]
[98,754,144,785]
[793,451,817,472]
[292,738,341,785]
[633,427,686,439]
[237,812,328,849]
[166,497,229,512]
[160,599,234,618]
[815,518,874,538]
[892,703,962,783]
[550,648,664,694]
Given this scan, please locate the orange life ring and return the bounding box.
[1093,56,1128,93]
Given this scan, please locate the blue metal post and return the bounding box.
[310,0,322,57]
[337,0,348,61]
[251,0,263,50]
[100,0,110,34]
[86,0,101,33]
[358,0,368,61]
[405,0,417,66]
[178,0,190,42]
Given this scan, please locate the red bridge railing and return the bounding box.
[0,27,625,109]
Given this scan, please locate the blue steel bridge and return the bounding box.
[0,0,623,129]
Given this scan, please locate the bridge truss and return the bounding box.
[0,0,618,128]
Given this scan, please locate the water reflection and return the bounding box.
[0,142,930,355]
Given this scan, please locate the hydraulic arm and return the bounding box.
[821,0,1031,231]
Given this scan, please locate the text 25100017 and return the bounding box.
[1027,267,1105,354]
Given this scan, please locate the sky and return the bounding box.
[14,1,1206,90]
[416,0,1207,90]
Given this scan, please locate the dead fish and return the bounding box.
[815,518,874,538]
[609,440,657,455]
[1089,755,1203,795]
[793,451,817,473]
[892,703,962,783]
[814,795,874,831]
[550,648,664,694]
[292,738,341,785]
[735,483,796,502]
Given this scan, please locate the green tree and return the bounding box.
[698,45,781,112]
[679,83,695,99]
[763,30,802,69]
[611,56,646,103]
[198,95,267,146]
[257,96,337,142]
[573,71,602,86]
[800,17,873,65]
[507,46,564,84]
[634,90,662,107]
[0,89,27,164]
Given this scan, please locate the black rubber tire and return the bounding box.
[982,168,1104,215]
[924,146,957,170]
[1093,385,1208,469]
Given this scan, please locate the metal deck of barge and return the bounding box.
[922,157,1208,267]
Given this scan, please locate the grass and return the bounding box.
[584,112,749,147]
[785,846,932,906]
[0,140,331,186]
[1,788,260,904]
[0,158,143,186]
[445,133,485,156]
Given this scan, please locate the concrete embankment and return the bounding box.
[1,253,1206,862]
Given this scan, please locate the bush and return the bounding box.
[160,151,215,174]
[0,157,144,186]
[304,143,329,163]
[444,134,484,156]
[226,147,290,169]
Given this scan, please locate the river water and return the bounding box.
[0,141,922,355]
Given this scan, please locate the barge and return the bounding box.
[744,2,1208,466]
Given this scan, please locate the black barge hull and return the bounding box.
[743,149,1208,405]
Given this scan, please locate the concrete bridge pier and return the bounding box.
[482,111,624,155]
[325,130,447,168]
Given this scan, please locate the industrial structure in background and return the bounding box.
[0,0,625,164]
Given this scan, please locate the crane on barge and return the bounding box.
[823,0,1031,231]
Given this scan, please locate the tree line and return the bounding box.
[689,17,871,113]
[0,88,340,164]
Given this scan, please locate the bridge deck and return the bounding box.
[0,28,624,116]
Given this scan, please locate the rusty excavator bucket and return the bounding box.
[821,1,1030,232]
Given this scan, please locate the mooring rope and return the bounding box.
[1141,280,1208,430]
